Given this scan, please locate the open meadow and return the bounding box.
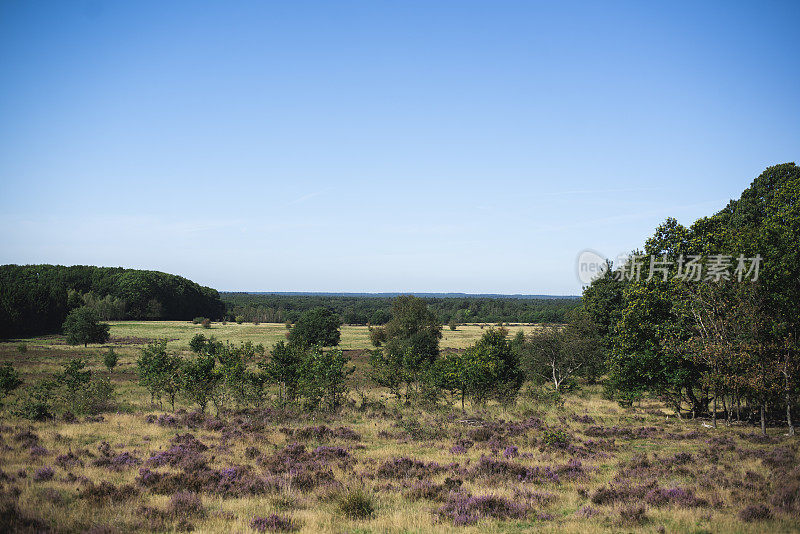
[0,321,798,533]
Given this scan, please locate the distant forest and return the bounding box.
[0,265,224,339]
[221,293,580,325]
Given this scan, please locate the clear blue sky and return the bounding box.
[1,1,798,294]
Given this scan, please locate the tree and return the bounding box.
[136,339,183,409]
[288,307,341,348]
[300,347,353,410]
[103,348,119,373]
[182,353,218,413]
[369,295,442,400]
[63,306,110,347]
[262,340,304,404]
[431,328,522,409]
[521,321,595,393]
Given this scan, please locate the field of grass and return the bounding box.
[1,321,798,533]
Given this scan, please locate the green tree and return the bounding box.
[63,306,110,347]
[103,348,119,373]
[182,353,218,413]
[288,307,341,348]
[262,340,303,404]
[136,339,183,409]
[369,295,442,400]
[300,347,353,410]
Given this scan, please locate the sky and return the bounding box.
[1,1,798,295]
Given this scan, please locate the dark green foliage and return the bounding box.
[222,293,580,325]
[63,306,110,347]
[13,380,55,420]
[586,163,800,432]
[103,348,119,373]
[0,363,22,404]
[288,307,341,348]
[0,264,224,339]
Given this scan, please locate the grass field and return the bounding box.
[1,321,798,533]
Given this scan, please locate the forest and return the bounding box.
[221,293,580,325]
[0,265,224,339]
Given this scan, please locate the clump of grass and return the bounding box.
[337,488,376,520]
[16,343,27,353]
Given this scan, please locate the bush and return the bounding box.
[192,317,205,324]
[167,491,205,518]
[14,381,54,421]
[739,504,772,522]
[235,316,245,324]
[103,349,119,373]
[337,488,375,519]
[201,318,211,329]
[16,343,27,353]
[250,514,299,532]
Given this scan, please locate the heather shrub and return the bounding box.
[436,492,528,525]
[32,466,54,481]
[376,457,444,479]
[618,503,648,524]
[167,491,205,518]
[739,504,772,522]
[251,514,299,532]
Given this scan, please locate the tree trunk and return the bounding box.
[712,393,717,428]
[760,403,767,436]
[788,395,796,436]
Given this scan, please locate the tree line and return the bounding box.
[583,163,799,434]
[0,265,225,338]
[221,293,580,326]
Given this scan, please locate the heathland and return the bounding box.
[0,319,798,533]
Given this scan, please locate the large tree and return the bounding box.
[62,306,110,347]
[288,307,341,348]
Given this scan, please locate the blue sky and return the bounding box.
[1,1,798,294]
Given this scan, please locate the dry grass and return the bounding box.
[0,322,798,533]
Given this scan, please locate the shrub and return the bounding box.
[236,316,245,324]
[33,467,54,482]
[201,318,211,329]
[167,491,205,518]
[103,348,119,373]
[250,514,299,532]
[16,343,27,353]
[337,488,375,519]
[192,317,205,324]
[618,503,647,524]
[739,504,772,522]
[436,492,528,525]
